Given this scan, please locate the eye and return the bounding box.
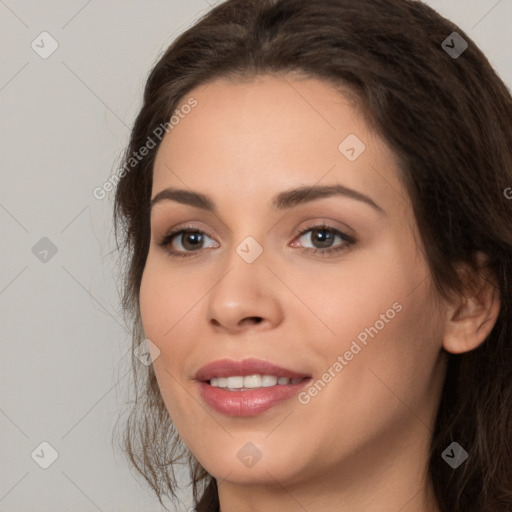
[157,226,218,258]
[157,223,355,259]
[292,223,355,257]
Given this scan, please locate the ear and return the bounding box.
[442,253,501,355]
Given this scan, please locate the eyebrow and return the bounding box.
[150,184,384,215]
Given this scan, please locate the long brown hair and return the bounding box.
[112,1,512,510]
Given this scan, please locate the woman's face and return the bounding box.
[140,74,447,494]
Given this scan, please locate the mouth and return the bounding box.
[195,357,311,384]
[204,374,310,390]
[195,358,313,416]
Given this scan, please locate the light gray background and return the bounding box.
[1,1,511,511]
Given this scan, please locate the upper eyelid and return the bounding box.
[150,201,366,235]
[157,214,355,237]
[162,222,346,237]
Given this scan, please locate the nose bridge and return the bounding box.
[234,233,265,265]
[216,231,268,300]
[204,228,284,331]
[220,208,269,265]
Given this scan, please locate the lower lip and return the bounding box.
[198,379,312,416]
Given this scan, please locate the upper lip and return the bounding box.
[195,358,312,382]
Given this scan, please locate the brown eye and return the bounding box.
[294,224,355,257]
[158,228,218,258]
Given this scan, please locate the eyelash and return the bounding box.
[157,223,356,259]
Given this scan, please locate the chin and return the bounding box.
[194,440,308,486]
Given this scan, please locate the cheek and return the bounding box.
[138,256,211,404]
[139,261,195,400]
[139,255,203,337]
[334,283,442,418]
[307,245,440,411]
[298,293,442,462]
[305,251,411,341]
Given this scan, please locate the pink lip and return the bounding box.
[195,358,311,381]
[194,358,312,417]
[197,380,311,416]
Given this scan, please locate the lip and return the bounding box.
[194,358,312,417]
[195,358,311,381]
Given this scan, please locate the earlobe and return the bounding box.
[442,259,501,355]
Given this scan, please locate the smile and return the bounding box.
[195,358,312,416]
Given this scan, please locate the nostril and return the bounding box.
[243,316,263,325]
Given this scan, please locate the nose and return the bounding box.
[205,251,285,334]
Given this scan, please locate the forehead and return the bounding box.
[152,74,407,217]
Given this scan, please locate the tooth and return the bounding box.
[226,376,244,388]
[261,375,278,387]
[209,374,304,389]
[244,375,262,388]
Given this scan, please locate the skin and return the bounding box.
[139,73,500,512]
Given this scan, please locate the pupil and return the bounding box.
[183,232,203,250]
[312,228,333,248]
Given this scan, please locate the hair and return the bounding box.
[112,0,512,510]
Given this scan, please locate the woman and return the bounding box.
[112,0,512,510]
